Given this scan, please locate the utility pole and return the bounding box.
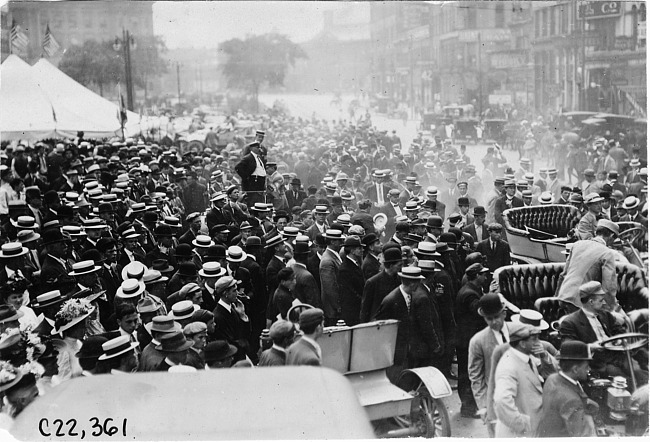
[176,62,181,106]
[477,31,483,117]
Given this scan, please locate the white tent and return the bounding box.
[32,58,144,138]
[0,55,57,140]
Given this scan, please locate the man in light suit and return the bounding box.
[574,192,604,240]
[286,308,324,366]
[493,323,558,438]
[468,293,512,433]
[556,219,618,310]
[319,229,344,326]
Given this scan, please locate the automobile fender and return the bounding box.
[396,366,452,399]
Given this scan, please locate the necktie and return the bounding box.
[528,357,544,384]
[500,331,507,344]
[492,241,496,252]
[592,315,608,341]
[405,293,411,312]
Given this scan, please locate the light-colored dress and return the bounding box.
[54,337,82,382]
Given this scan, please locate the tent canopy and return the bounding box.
[0,55,57,140]
[1,55,151,141]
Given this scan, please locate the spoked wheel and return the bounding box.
[390,383,451,437]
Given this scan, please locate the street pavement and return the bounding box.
[260,92,496,438]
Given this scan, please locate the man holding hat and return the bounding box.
[575,192,604,240]
[258,319,296,366]
[286,308,325,366]
[556,219,619,310]
[493,323,556,437]
[536,340,599,437]
[559,281,648,385]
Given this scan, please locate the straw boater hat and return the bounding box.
[198,261,226,278]
[0,242,29,259]
[11,216,38,230]
[97,335,139,361]
[511,309,549,331]
[170,300,199,321]
[31,290,65,310]
[226,246,247,263]
[69,260,102,276]
[116,278,146,299]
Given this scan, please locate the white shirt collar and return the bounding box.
[271,344,287,354]
[491,325,509,343]
[218,298,232,313]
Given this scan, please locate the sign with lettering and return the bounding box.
[578,1,622,20]
[458,29,511,43]
[490,53,527,69]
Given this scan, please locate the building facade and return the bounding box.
[532,0,645,115]
[2,0,154,65]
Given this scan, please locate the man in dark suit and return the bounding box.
[291,242,320,308]
[559,281,647,384]
[319,229,345,326]
[305,205,329,242]
[234,142,267,206]
[374,266,433,382]
[117,228,146,268]
[307,234,325,291]
[361,233,382,280]
[264,234,286,320]
[212,276,251,361]
[455,263,490,418]
[205,192,235,231]
[179,213,202,246]
[40,229,76,296]
[258,320,295,366]
[338,236,365,327]
[476,223,511,273]
[269,267,296,321]
[494,179,524,227]
[536,340,599,437]
[359,247,402,323]
[379,189,404,243]
[463,206,489,246]
[285,178,307,212]
[286,308,324,366]
[240,236,267,355]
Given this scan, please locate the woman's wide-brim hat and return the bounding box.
[51,305,95,336]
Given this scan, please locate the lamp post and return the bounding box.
[113,29,136,111]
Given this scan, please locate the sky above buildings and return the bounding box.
[152,1,349,49]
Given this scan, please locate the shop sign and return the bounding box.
[578,1,622,20]
[490,52,526,69]
[458,28,511,43]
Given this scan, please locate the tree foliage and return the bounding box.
[219,33,307,109]
[58,36,168,96]
[58,40,122,96]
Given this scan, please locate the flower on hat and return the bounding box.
[0,361,19,384]
[55,299,93,327]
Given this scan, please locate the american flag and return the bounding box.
[117,84,128,125]
[42,24,61,58]
[10,20,29,56]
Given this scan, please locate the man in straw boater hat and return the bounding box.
[0,241,30,288]
[375,266,435,382]
[97,335,139,374]
[319,229,345,326]
[286,308,325,367]
[536,340,599,437]
[139,315,182,372]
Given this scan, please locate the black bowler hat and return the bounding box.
[557,340,593,361]
[478,293,505,317]
[42,229,66,245]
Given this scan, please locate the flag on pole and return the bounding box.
[42,24,61,58]
[10,20,29,57]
